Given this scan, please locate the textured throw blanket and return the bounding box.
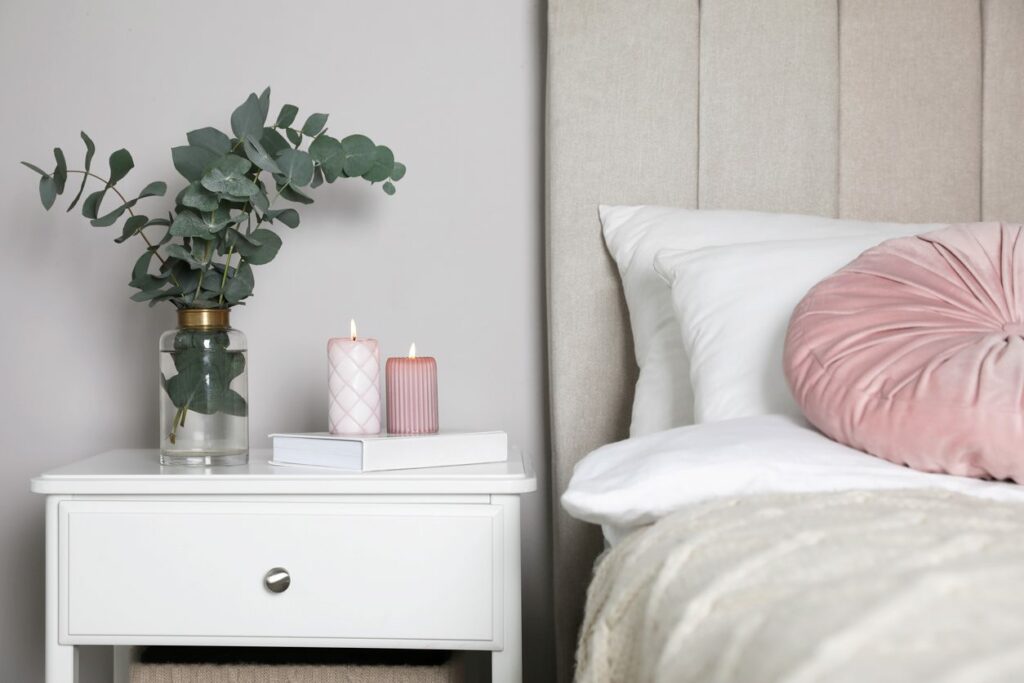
[576,490,1024,683]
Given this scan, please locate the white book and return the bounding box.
[268,430,508,471]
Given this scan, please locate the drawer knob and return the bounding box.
[264,567,290,593]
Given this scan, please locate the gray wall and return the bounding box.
[0,1,551,680]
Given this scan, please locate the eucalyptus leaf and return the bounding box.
[301,112,328,137]
[190,295,220,309]
[190,238,212,267]
[116,214,151,244]
[131,260,173,288]
[390,162,406,181]
[200,207,233,232]
[130,249,155,281]
[66,132,97,211]
[257,87,271,122]
[223,227,262,251]
[166,244,203,268]
[200,155,259,197]
[186,127,232,155]
[250,190,269,212]
[264,208,299,228]
[383,181,396,195]
[81,189,106,219]
[171,145,218,182]
[38,175,57,210]
[286,128,302,146]
[311,165,324,188]
[230,92,265,141]
[170,210,215,239]
[166,265,201,293]
[90,200,134,227]
[107,149,134,186]
[130,287,172,302]
[223,262,254,302]
[129,274,167,291]
[186,376,223,413]
[339,134,375,177]
[309,134,344,181]
[181,181,220,211]
[275,149,314,187]
[20,162,47,176]
[276,183,314,205]
[235,228,281,265]
[261,127,289,156]
[220,388,248,416]
[201,274,225,292]
[362,145,395,182]
[227,351,245,380]
[155,216,174,245]
[138,181,167,198]
[165,350,224,412]
[53,147,67,193]
[243,137,281,173]
[275,104,298,128]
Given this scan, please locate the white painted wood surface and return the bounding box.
[31,447,534,495]
[35,449,536,683]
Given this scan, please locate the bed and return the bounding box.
[545,1,1024,681]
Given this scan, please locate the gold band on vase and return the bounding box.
[177,308,230,330]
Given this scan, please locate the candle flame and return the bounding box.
[350,319,357,340]
[408,342,417,359]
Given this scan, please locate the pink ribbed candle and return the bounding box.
[386,344,439,434]
[327,320,382,435]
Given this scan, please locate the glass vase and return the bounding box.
[159,308,249,466]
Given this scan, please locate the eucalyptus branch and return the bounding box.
[23,86,405,311]
[193,240,213,305]
[65,169,180,289]
[218,244,234,307]
[66,170,163,259]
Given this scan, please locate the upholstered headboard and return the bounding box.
[546,0,1024,679]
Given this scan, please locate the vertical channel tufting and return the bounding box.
[981,0,1024,222]
[698,0,839,215]
[546,2,701,681]
[838,0,982,222]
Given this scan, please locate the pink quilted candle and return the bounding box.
[386,343,439,434]
[327,320,382,435]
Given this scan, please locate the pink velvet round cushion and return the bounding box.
[785,223,1024,482]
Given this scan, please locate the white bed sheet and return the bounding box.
[562,415,1024,544]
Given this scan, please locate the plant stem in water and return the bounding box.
[168,402,190,445]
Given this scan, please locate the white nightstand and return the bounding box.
[31,448,536,683]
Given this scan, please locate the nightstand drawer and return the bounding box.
[59,500,502,646]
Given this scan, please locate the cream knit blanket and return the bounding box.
[576,490,1024,683]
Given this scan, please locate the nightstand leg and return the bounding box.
[47,644,78,683]
[492,495,523,683]
[113,646,135,683]
[47,496,78,682]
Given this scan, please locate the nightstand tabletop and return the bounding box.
[31,447,536,496]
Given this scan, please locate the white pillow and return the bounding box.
[600,205,941,436]
[562,415,1024,531]
[654,231,936,423]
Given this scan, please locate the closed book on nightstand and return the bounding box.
[269,430,508,471]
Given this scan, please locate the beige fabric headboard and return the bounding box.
[546,0,1024,679]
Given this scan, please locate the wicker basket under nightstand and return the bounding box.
[129,647,466,683]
